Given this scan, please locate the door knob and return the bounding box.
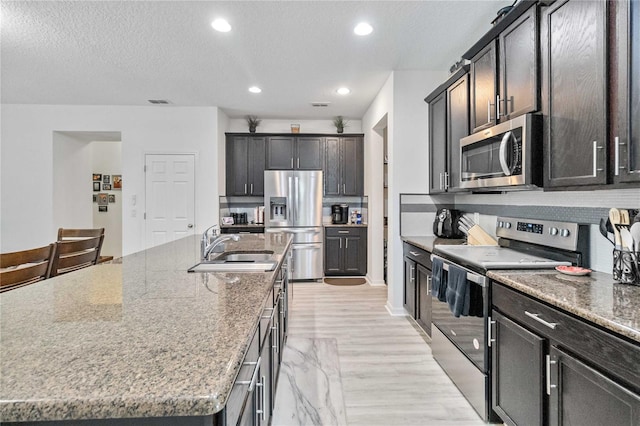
[187,224,194,228]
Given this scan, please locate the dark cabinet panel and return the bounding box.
[226,136,266,196]
[542,0,607,187]
[324,227,367,276]
[548,346,640,426]
[415,264,432,337]
[267,136,295,170]
[403,257,416,318]
[500,5,538,120]
[429,91,447,194]
[323,136,363,196]
[614,0,640,183]
[296,137,324,170]
[447,74,469,192]
[491,310,545,426]
[470,41,498,133]
[324,235,342,273]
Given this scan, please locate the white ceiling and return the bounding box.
[1,1,510,119]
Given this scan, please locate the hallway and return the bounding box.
[273,282,486,426]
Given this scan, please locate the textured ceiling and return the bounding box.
[1,1,510,119]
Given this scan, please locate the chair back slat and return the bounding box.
[50,235,104,277]
[0,244,55,292]
[57,228,104,240]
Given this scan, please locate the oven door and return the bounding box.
[430,255,488,373]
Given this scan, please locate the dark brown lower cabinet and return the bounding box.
[324,227,367,276]
[492,282,640,426]
[492,310,545,426]
[402,243,432,336]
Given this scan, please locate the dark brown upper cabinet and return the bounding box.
[225,135,266,196]
[266,136,324,170]
[324,136,364,196]
[425,66,469,194]
[613,0,640,184]
[541,0,608,188]
[467,3,539,134]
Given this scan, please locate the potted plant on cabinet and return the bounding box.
[333,116,348,134]
[246,115,261,133]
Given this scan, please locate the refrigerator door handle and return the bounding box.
[287,176,293,222]
[294,176,299,224]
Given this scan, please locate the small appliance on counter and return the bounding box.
[331,204,349,224]
[433,208,464,238]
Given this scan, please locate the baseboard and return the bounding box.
[385,300,407,316]
[367,277,386,287]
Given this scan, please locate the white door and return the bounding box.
[145,154,195,248]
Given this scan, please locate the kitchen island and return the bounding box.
[0,233,291,425]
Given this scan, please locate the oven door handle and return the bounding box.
[431,254,487,287]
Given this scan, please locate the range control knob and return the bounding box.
[498,221,504,228]
[549,227,559,236]
[504,222,512,229]
[560,229,570,237]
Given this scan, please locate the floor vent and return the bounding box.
[148,99,171,105]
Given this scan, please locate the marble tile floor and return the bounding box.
[271,282,488,426]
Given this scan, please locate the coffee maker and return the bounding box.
[331,204,349,224]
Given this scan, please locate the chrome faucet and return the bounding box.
[202,234,240,261]
[201,225,219,259]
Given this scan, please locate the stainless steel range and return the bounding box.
[430,216,589,422]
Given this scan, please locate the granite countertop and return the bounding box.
[401,236,465,253]
[488,269,640,344]
[0,233,292,423]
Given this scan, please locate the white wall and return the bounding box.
[52,133,94,233]
[226,118,362,134]
[91,141,122,258]
[1,105,220,255]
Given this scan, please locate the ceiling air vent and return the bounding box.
[147,99,171,105]
[311,102,330,108]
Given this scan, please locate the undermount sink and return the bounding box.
[188,251,277,273]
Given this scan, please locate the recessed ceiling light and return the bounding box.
[211,18,231,32]
[354,22,373,36]
[248,86,262,93]
[337,87,351,95]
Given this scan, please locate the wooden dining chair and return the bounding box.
[0,244,56,292]
[50,233,104,277]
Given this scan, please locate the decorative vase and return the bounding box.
[249,126,256,133]
[337,127,344,134]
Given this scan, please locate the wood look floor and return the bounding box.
[272,282,487,426]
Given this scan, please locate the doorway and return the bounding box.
[52,131,123,258]
[144,154,196,249]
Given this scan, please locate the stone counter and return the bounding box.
[487,269,640,344]
[401,236,465,253]
[0,233,291,423]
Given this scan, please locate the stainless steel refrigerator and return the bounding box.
[264,170,323,280]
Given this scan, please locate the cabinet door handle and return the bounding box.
[338,230,350,234]
[525,311,557,329]
[244,183,247,194]
[546,354,557,395]
[297,158,300,168]
[410,265,415,282]
[409,251,420,256]
[337,183,340,193]
[614,136,628,175]
[250,183,253,194]
[427,276,432,293]
[237,356,261,391]
[439,172,444,190]
[343,184,346,193]
[291,157,294,168]
[487,316,496,347]
[496,95,501,118]
[487,98,495,122]
[345,238,348,249]
[339,239,342,249]
[592,141,605,176]
[444,172,449,189]
[271,325,279,353]
[256,375,266,421]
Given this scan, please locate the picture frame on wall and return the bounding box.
[93,182,101,191]
[93,194,97,203]
[93,174,102,181]
[98,205,108,212]
[103,175,110,184]
[98,193,108,206]
[103,184,112,190]
[112,175,122,189]
[108,194,115,203]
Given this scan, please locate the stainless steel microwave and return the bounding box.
[459,114,542,191]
